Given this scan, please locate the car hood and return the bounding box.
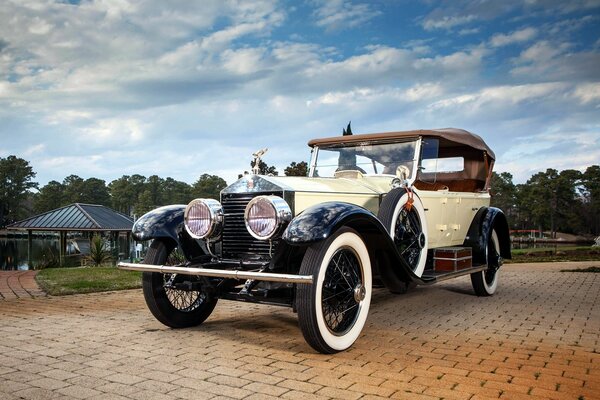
[222,174,385,195]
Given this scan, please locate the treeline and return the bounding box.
[0,155,308,226]
[490,166,600,237]
[2,154,598,236]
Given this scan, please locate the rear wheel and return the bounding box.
[297,227,372,353]
[142,239,217,328]
[471,229,501,296]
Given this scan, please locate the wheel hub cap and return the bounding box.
[417,232,426,249]
[353,284,366,302]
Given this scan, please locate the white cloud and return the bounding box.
[423,15,476,31]
[490,27,537,47]
[23,143,45,157]
[511,41,600,81]
[311,0,382,31]
[500,128,600,182]
[81,118,146,145]
[573,83,600,105]
[429,82,569,112]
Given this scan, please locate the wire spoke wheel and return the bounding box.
[297,227,372,354]
[378,188,428,277]
[142,239,217,328]
[322,248,362,335]
[394,206,424,269]
[162,248,205,312]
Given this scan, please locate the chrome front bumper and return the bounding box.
[117,262,313,284]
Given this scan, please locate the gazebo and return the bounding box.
[7,203,134,267]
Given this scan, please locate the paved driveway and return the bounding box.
[1,262,599,400]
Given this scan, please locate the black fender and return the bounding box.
[282,202,432,287]
[463,206,511,266]
[132,205,206,260]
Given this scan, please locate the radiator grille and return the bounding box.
[221,192,282,259]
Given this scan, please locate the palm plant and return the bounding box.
[87,235,112,267]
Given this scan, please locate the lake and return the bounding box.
[0,233,134,270]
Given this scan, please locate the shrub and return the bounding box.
[87,235,112,266]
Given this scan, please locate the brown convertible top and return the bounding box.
[308,128,495,161]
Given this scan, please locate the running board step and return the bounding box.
[117,262,313,284]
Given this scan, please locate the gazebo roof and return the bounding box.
[7,203,133,232]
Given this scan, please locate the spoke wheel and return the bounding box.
[142,239,217,328]
[297,227,372,354]
[471,229,501,296]
[378,188,428,277]
[322,248,363,335]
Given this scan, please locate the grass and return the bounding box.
[507,246,600,263]
[36,266,142,296]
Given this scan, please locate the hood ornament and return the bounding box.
[252,148,268,175]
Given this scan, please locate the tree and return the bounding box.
[78,178,110,206]
[163,177,193,205]
[35,180,66,213]
[581,165,600,235]
[490,172,517,227]
[518,168,583,237]
[192,174,227,199]
[0,155,38,226]
[133,175,164,215]
[108,175,136,214]
[62,175,85,204]
[284,161,308,177]
[251,159,278,176]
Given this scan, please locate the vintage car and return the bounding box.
[119,128,510,354]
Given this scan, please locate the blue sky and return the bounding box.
[1,0,599,186]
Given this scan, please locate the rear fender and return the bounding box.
[463,207,511,265]
[132,205,206,260]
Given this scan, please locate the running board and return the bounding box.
[117,262,313,284]
[422,265,487,283]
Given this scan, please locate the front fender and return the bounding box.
[132,205,206,260]
[282,202,432,286]
[283,202,378,244]
[132,205,185,242]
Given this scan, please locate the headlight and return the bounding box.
[184,199,223,239]
[244,195,292,240]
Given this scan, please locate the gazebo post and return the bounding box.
[59,231,66,266]
[126,231,131,261]
[27,230,33,269]
[114,231,120,264]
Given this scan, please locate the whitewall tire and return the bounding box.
[297,227,372,353]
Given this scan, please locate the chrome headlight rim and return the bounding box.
[184,198,223,240]
[244,195,292,240]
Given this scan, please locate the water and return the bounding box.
[0,233,134,270]
[0,234,60,270]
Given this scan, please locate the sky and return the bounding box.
[1,0,599,188]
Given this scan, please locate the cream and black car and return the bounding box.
[119,128,511,353]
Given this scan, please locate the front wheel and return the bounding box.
[471,229,501,296]
[296,227,372,353]
[142,239,218,328]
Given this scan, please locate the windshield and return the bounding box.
[310,140,419,179]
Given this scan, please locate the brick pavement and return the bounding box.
[0,270,46,300]
[0,261,598,400]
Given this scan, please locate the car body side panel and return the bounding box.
[417,189,490,248]
[294,191,380,214]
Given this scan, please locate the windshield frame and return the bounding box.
[308,137,422,184]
